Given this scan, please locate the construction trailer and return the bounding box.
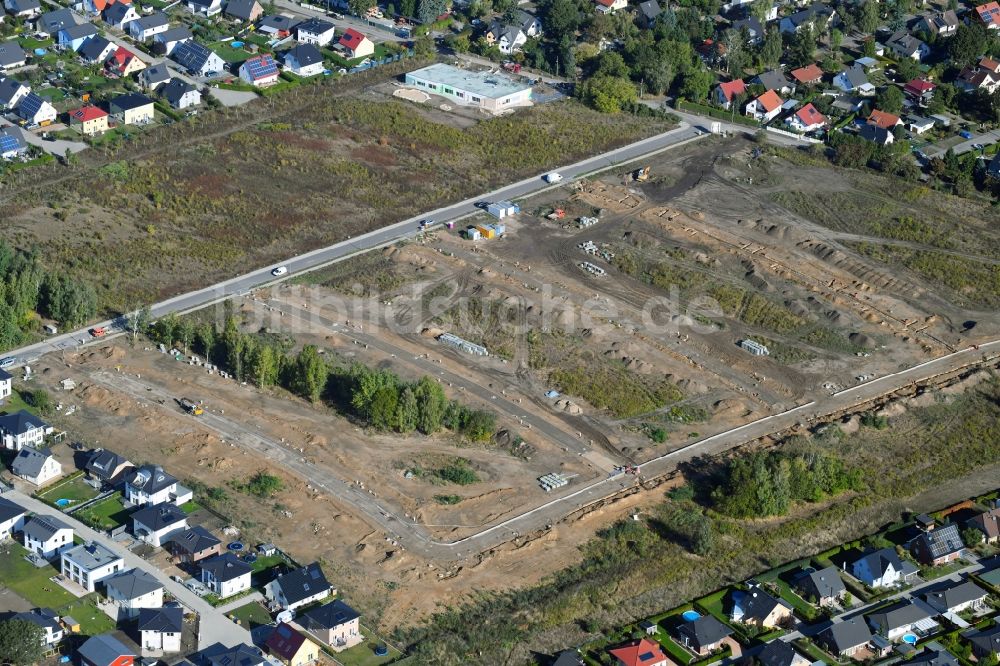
[476,225,496,239]
[465,227,481,240]
[437,332,489,356]
[740,339,770,356]
[487,201,519,219]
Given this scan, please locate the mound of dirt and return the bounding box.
[849,332,877,349]
[824,310,844,325]
[553,399,582,415]
[745,270,772,292]
[421,327,445,338]
[877,402,906,418]
[840,414,861,434]
[713,399,746,417]
[787,300,810,317]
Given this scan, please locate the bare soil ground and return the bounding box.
[28,135,1000,631]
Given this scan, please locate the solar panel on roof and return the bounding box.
[0,135,20,153]
[245,55,278,80]
[639,652,655,661]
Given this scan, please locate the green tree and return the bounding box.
[0,619,43,666]
[26,388,53,415]
[245,471,283,498]
[252,345,281,388]
[595,50,629,78]
[961,526,983,547]
[875,85,904,113]
[679,67,713,101]
[291,345,328,403]
[949,23,987,67]
[398,0,416,16]
[348,0,375,15]
[582,75,637,112]
[414,376,447,434]
[416,0,446,23]
[369,385,400,430]
[761,28,782,66]
[124,305,151,345]
[830,28,843,51]
[859,0,879,33]
[39,275,97,327]
[394,386,419,433]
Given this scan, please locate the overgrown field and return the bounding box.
[399,378,1000,663]
[1,92,670,313]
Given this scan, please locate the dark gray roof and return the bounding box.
[23,514,72,541]
[102,3,133,24]
[0,77,27,106]
[967,623,1000,656]
[867,600,934,634]
[733,16,763,38]
[127,464,176,494]
[138,606,183,633]
[909,649,960,666]
[11,609,60,634]
[676,615,732,648]
[78,634,134,666]
[756,69,790,91]
[196,642,266,666]
[40,8,77,34]
[0,41,26,68]
[551,651,584,666]
[786,2,832,26]
[161,77,196,104]
[860,124,892,144]
[820,617,872,652]
[923,580,988,613]
[302,600,360,630]
[914,524,964,559]
[133,12,168,29]
[224,0,260,20]
[797,565,846,600]
[296,17,334,35]
[105,568,163,599]
[853,547,902,577]
[143,62,172,83]
[164,525,220,554]
[258,14,300,31]
[285,43,322,67]
[156,26,193,42]
[132,502,187,531]
[85,449,131,481]
[78,35,113,61]
[271,562,330,604]
[171,39,216,72]
[6,0,39,13]
[62,22,99,41]
[734,588,787,623]
[0,496,26,523]
[200,552,251,582]
[12,447,55,478]
[758,640,803,666]
[638,0,661,19]
[0,409,49,436]
[0,368,11,381]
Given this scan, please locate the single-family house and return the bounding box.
[171,39,224,76]
[338,28,373,59]
[608,638,668,666]
[200,552,252,598]
[756,68,794,95]
[714,78,746,109]
[0,368,10,401]
[138,607,183,656]
[129,12,168,40]
[786,103,827,132]
[295,17,335,46]
[675,615,732,656]
[908,116,935,135]
[0,497,27,539]
[516,9,542,36]
[0,410,52,450]
[23,514,73,559]
[780,3,834,34]
[918,10,959,37]
[794,565,846,606]
[257,13,299,37]
[78,634,135,666]
[967,622,1000,660]
[153,26,193,56]
[79,0,132,16]
[301,600,362,650]
[851,548,908,588]
[160,77,200,109]
[860,124,894,145]
[0,127,28,160]
[745,89,784,122]
[904,78,935,103]
[594,0,628,13]
[956,66,1000,93]
[266,623,320,666]
[38,7,77,36]
[908,649,959,666]
[164,525,222,563]
[923,580,988,615]
[110,92,154,125]
[125,464,188,506]
[485,21,527,54]
[868,109,902,130]
[58,23,99,51]
[732,16,763,44]
[79,36,116,64]
[886,30,930,61]
[12,447,61,486]
[0,42,27,71]
[966,506,1000,544]
[224,0,262,22]
[552,651,585,666]
[833,65,875,95]
[85,448,133,486]
[638,0,661,28]
[196,643,267,666]
[283,44,323,77]
[106,46,146,77]
[104,568,164,619]
[731,588,793,629]
[819,617,872,657]
[981,56,1000,73]
[61,541,124,592]
[131,502,188,547]
[140,62,172,90]
[4,0,40,18]
[975,1,1000,29]
[11,609,63,648]
[911,524,964,566]
[0,77,29,110]
[790,63,823,86]
[239,53,280,87]
[757,641,810,666]
[186,0,222,16]
[102,2,138,30]
[265,562,332,612]
[867,600,937,640]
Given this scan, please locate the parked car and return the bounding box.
[960,130,974,139]
[544,172,563,183]
[271,266,288,276]
[0,357,15,369]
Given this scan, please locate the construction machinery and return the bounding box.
[178,398,204,416]
[633,166,651,182]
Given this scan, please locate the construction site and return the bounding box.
[25,133,1000,627]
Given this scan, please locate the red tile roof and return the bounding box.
[265,623,309,661]
[70,104,108,122]
[791,63,823,83]
[718,78,746,102]
[609,639,670,666]
[756,88,783,112]
[976,1,1000,25]
[92,0,131,12]
[794,103,826,127]
[339,28,367,50]
[904,78,935,94]
[868,109,901,129]
[979,56,1000,72]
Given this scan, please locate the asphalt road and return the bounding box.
[3,120,705,367]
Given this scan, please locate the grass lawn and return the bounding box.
[227,601,272,628]
[18,36,54,49]
[250,553,286,574]
[771,577,821,621]
[37,475,100,506]
[694,588,730,625]
[920,559,970,580]
[74,493,131,530]
[659,635,694,665]
[0,544,76,608]
[3,389,37,417]
[206,40,250,64]
[57,595,116,635]
[37,87,66,101]
[179,500,202,514]
[333,627,402,666]
[794,638,843,665]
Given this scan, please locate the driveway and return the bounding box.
[209,87,259,107]
[0,120,87,155]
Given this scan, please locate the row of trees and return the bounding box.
[147,314,496,441]
[0,241,98,351]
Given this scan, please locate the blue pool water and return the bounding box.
[55,498,71,507]
[682,610,701,621]
[231,41,244,48]
[902,634,917,645]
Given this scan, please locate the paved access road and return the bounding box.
[5,490,251,649]
[3,120,704,367]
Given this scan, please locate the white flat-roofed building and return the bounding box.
[404,63,532,114]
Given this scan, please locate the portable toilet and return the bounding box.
[466,227,481,240]
[447,221,454,229]
[487,201,519,219]
[476,225,495,239]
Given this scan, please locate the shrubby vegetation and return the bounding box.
[549,362,683,418]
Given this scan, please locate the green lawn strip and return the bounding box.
[74,492,130,530]
[37,473,99,506]
[227,601,272,628]
[250,553,286,573]
[331,625,403,666]
[693,588,730,625]
[179,500,202,514]
[794,638,845,666]
[0,544,76,608]
[920,559,971,581]
[4,389,38,416]
[56,595,116,635]
[659,635,694,665]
